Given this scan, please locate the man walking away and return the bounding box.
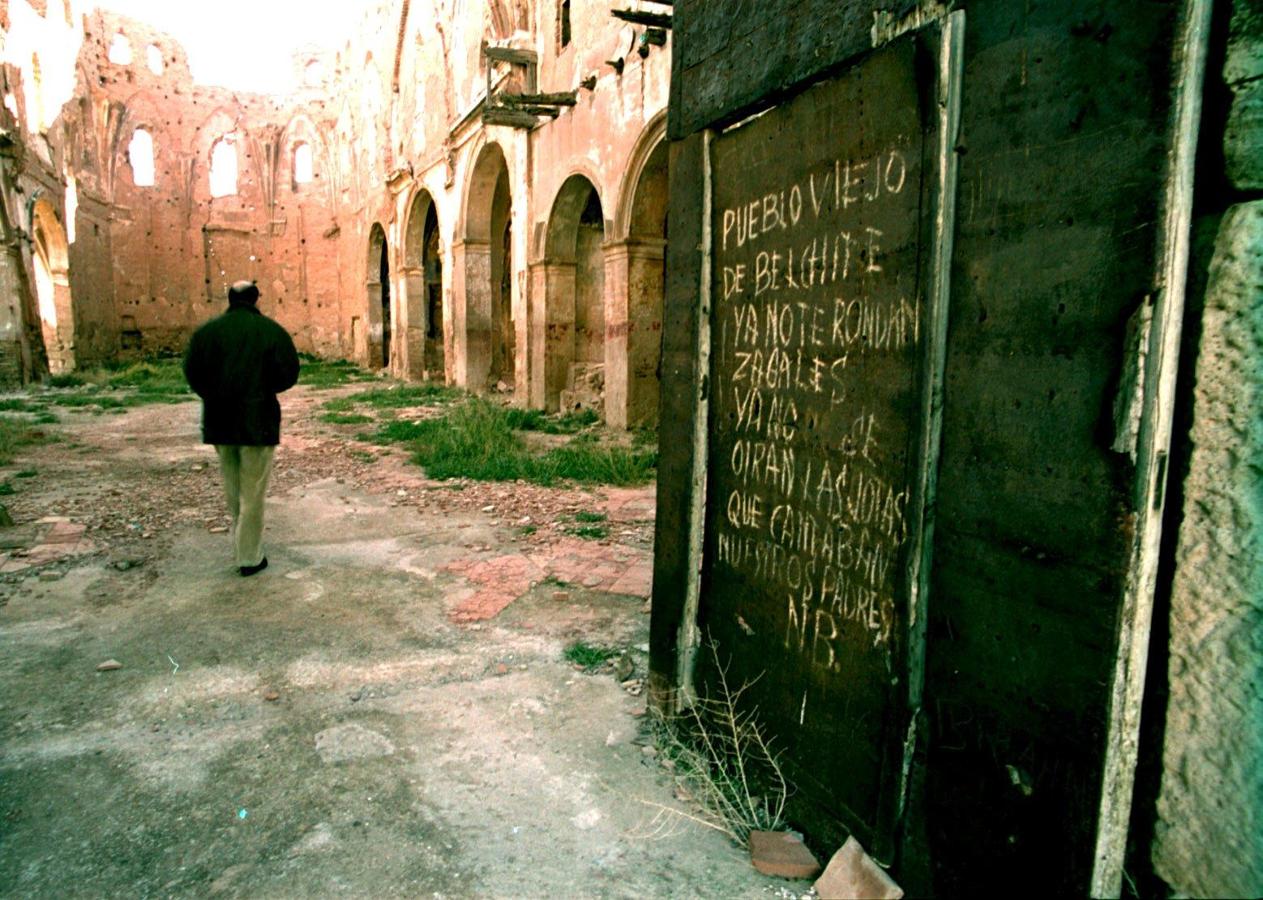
[184,281,300,576]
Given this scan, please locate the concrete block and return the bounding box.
[813,836,903,900]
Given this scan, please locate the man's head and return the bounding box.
[228,280,260,307]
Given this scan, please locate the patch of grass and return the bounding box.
[319,412,373,426]
[0,417,49,466]
[518,524,538,536]
[46,373,86,388]
[358,418,435,445]
[348,450,377,464]
[298,353,379,388]
[574,510,608,523]
[32,411,58,424]
[14,469,37,478]
[346,383,458,408]
[564,641,617,671]
[505,407,599,434]
[0,481,13,495]
[320,397,356,413]
[0,398,42,413]
[544,443,657,486]
[404,398,656,486]
[566,524,609,540]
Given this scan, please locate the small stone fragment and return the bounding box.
[614,654,635,681]
[209,525,229,534]
[263,690,280,702]
[641,744,658,757]
[39,571,62,582]
[495,663,509,675]
[552,591,570,602]
[749,831,822,880]
[813,836,903,899]
[96,659,123,671]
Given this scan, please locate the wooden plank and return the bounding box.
[502,92,577,106]
[482,107,538,129]
[612,9,672,29]
[483,45,538,65]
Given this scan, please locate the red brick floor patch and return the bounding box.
[444,537,652,624]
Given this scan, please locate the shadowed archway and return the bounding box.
[538,174,605,413]
[404,190,444,381]
[30,198,74,373]
[367,223,389,369]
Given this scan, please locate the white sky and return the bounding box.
[87,0,366,94]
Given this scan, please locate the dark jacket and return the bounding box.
[183,302,300,446]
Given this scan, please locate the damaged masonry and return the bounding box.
[1,1,1261,898]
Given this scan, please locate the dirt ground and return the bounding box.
[0,385,798,899]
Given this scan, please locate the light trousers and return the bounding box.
[214,445,276,568]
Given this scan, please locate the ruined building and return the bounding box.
[0,0,669,427]
[1,1,1260,898]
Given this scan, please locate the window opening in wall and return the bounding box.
[559,0,571,49]
[293,142,313,185]
[146,44,164,75]
[209,136,238,198]
[128,128,154,186]
[108,33,132,66]
[304,60,324,87]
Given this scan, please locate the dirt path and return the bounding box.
[0,387,788,898]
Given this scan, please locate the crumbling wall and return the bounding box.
[1153,3,1263,895]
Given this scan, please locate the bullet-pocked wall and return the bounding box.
[648,1,1203,895]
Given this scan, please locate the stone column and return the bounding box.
[401,264,426,380]
[451,237,492,390]
[527,259,576,412]
[603,238,667,429]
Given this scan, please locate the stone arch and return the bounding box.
[367,223,390,369]
[192,107,245,200]
[613,111,668,241]
[280,111,330,199]
[30,197,74,373]
[608,113,668,427]
[403,187,444,381]
[456,139,513,391]
[539,173,606,413]
[111,90,166,196]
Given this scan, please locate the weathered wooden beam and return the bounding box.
[502,91,577,107]
[611,9,672,29]
[482,107,539,129]
[483,45,538,65]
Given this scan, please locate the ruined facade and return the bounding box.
[1,1,1260,897]
[0,0,669,427]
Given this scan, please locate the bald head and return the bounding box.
[228,281,260,306]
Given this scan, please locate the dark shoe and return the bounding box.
[239,557,268,577]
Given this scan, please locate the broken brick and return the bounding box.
[749,830,821,879]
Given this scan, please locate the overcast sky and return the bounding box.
[88,0,365,94]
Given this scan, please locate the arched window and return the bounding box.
[293,142,313,185]
[108,33,132,65]
[304,60,323,87]
[146,45,164,75]
[128,128,154,187]
[559,0,571,48]
[209,137,238,198]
